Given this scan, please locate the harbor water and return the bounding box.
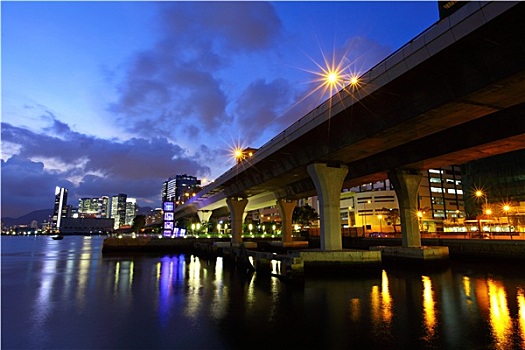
[2,235,525,349]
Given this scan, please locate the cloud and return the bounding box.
[234,78,298,145]
[1,156,73,218]
[108,2,286,150]
[1,122,211,216]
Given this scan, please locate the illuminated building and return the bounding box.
[340,166,464,233]
[110,193,127,229]
[162,174,201,206]
[52,186,68,231]
[461,150,525,218]
[78,196,110,218]
[125,198,138,225]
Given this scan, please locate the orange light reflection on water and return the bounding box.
[422,275,436,341]
[487,279,513,350]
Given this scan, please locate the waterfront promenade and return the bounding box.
[101,234,525,262]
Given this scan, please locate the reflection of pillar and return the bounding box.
[197,210,212,232]
[277,199,296,243]
[388,169,423,247]
[226,197,248,245]
[307,163,349,251]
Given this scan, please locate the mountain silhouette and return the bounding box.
[1,209,53,227]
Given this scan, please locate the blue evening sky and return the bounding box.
[1,1,439,217]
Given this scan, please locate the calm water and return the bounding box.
[2,236,525,350]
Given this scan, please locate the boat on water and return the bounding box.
[51,235,64,240]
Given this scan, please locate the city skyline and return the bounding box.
[2,1,439,218]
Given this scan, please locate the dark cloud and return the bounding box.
[160,2,281,52]
[109,1,284,146]
[1,122,211,216]
[235,78,296,145]
[1,156,73,218]
[339,36,392,73]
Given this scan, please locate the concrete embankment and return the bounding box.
[345,237,525,261]
[102,236,198,253]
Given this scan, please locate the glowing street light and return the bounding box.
[377,214,383,233]
[503,204,512,238]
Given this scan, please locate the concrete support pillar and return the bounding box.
[307,163,349,251]
[388,169,423,248]
[226,197,248,245]
[197,210,212,232]
[277,199,296,243]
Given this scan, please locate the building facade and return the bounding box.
[125,198,138,226]
[78,196,110,218]
[162,174,201,206]
[111,193,127,229]
[51,186,68,231]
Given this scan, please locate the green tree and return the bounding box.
[293,204,319,230]
[131,215,146,233]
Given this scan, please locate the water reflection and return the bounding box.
[5,237,525,349]
[518,289,525,349]
[422,275,437,341]
[487,278,513,349]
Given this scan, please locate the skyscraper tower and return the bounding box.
[111,193,127,229]
[52,186,68,231]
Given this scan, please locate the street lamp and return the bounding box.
[475,190,489,212]
[417,211,423,232]
[503,204,511,239]
[377,214,383,233]
[363,199,371,232]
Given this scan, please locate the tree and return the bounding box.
[293,204,319,230]
[382,208,400,233]
[131,215,146,233]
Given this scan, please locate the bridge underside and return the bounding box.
[174,2,525,260]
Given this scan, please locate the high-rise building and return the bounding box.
[52,186,68,231]
[111,193,127,229]
[461,149,525,219]
[125,198,138,225]
[162,174,201,206]
[78,196,110,218]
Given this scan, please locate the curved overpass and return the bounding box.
[176,2,525,221]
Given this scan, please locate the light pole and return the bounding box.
[503,205,511,239]
[417,211,423,232]
[363,200,371,233]
[377,214,383,233]
[475,190,488,235]
[475,190,489,214]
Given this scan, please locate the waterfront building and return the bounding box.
[51,186,68,231]
[461,150,525,217]
[125,198,138,225]
[110,193,127,229]
[78,196,110,218]
[162,174,201,206]
[341,166,464,233]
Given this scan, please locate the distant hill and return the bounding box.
[138,206,156,216]
[2,206,157,227]
[1,209,53,227]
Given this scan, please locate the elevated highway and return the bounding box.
[175,2,525,255]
